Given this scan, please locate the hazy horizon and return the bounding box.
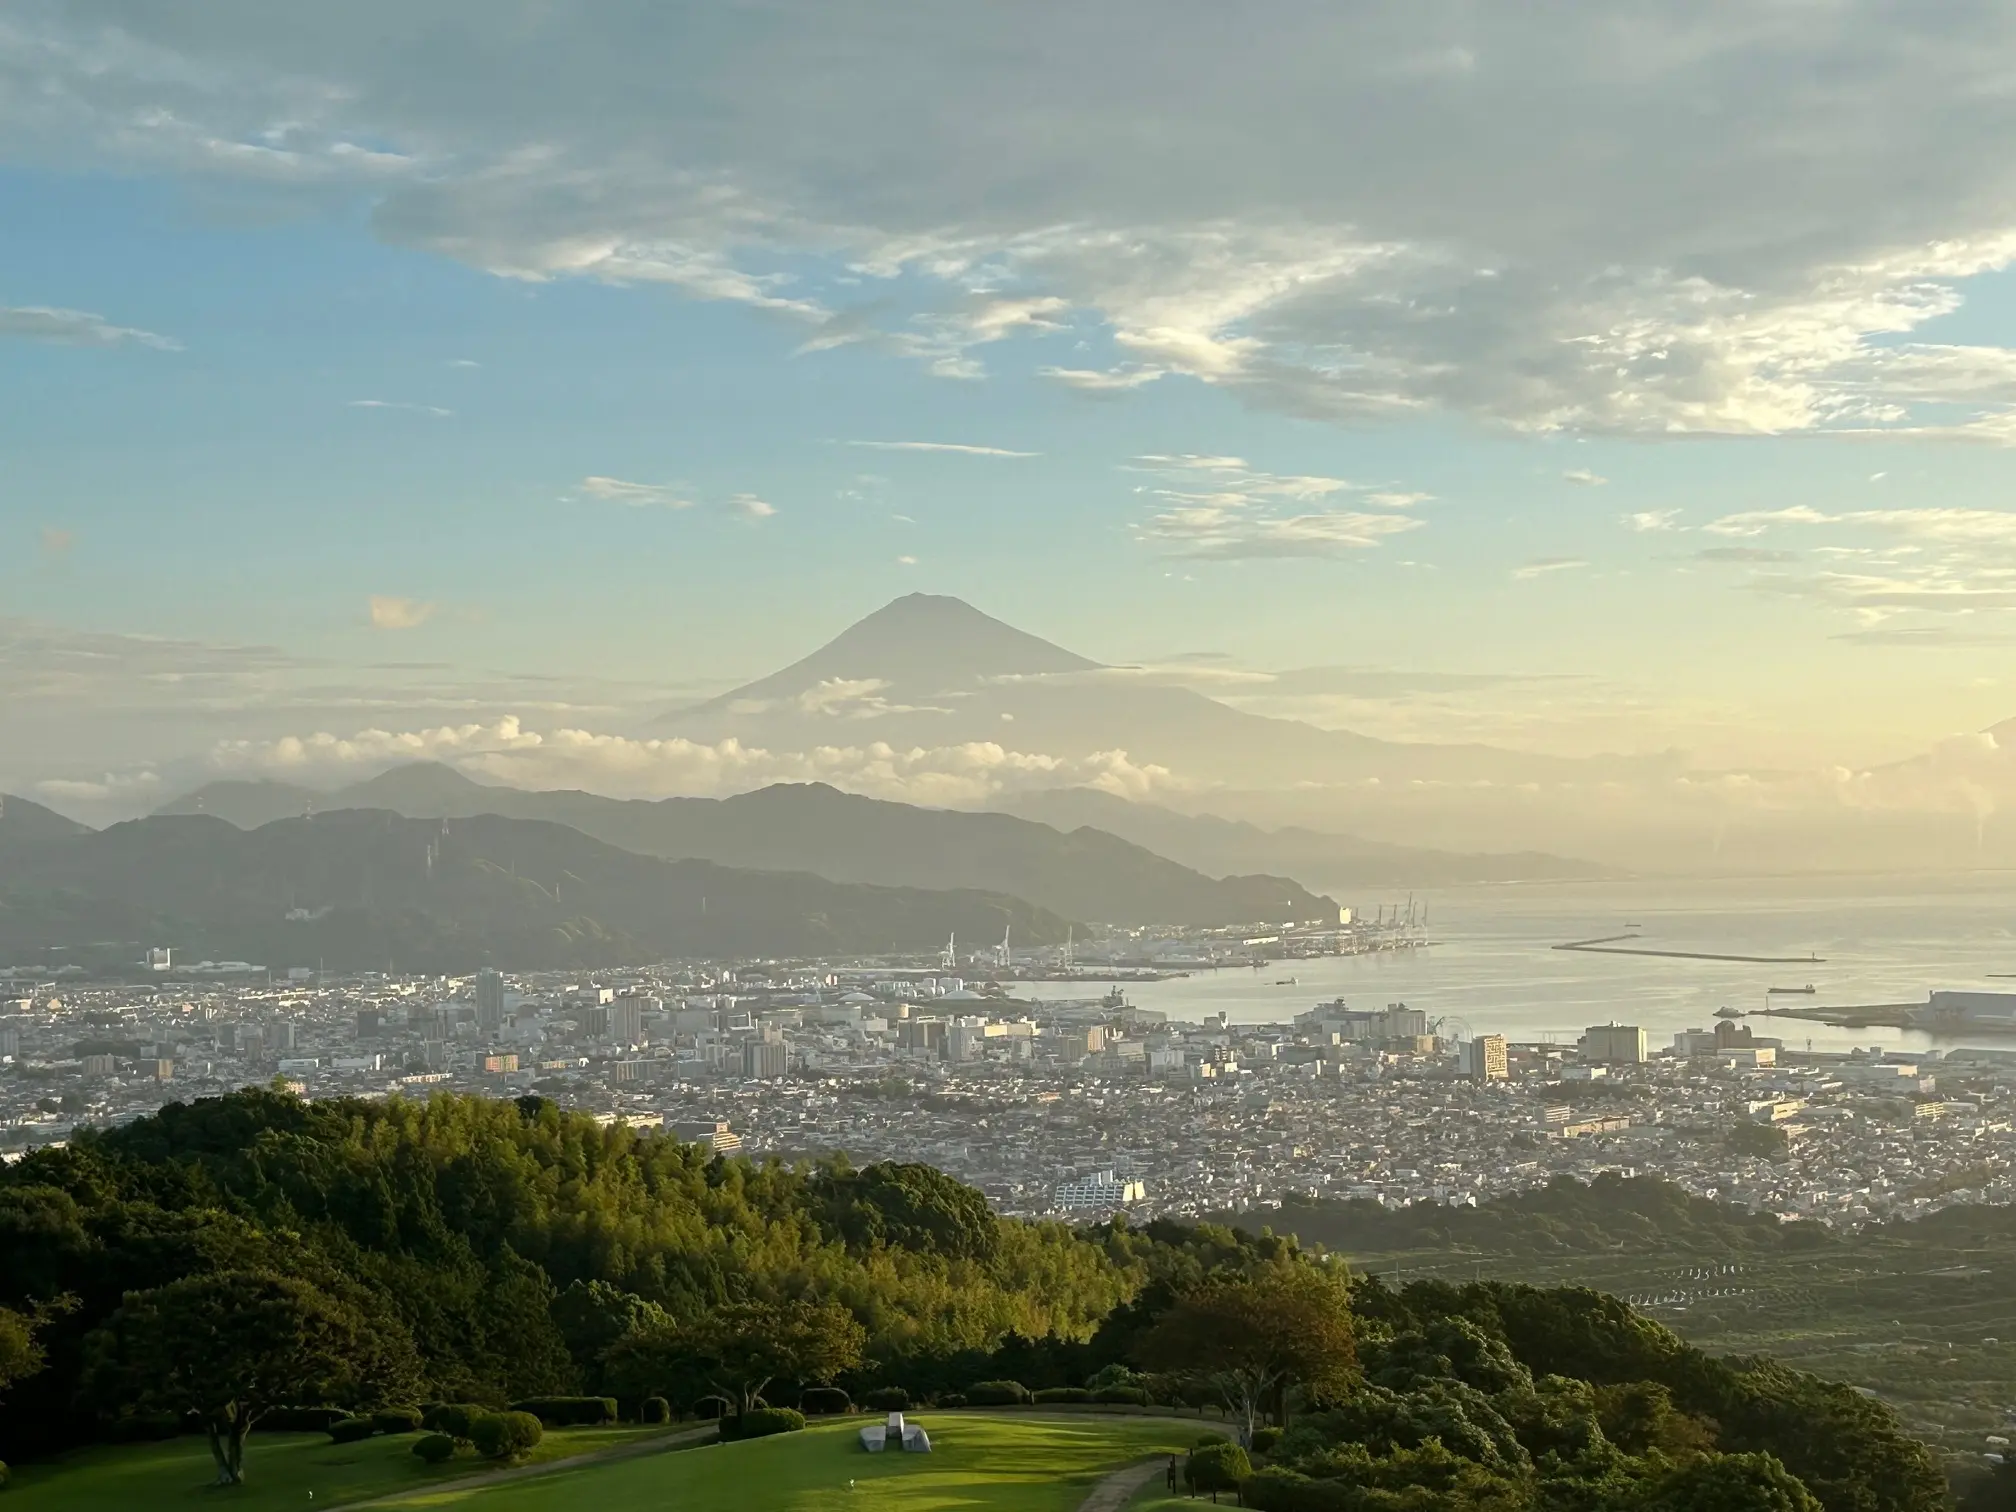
[11,8,2016,871]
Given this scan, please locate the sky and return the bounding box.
[11,2,2016,827]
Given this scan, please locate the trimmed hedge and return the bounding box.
[1251,1426,1283,1455]
[471,1410,544,1460]
[1091,1386,1151,1406]
[1243,1468,1351,1511]
[965,1380,1031,1406]
[800,1386,852,1416]
[1033,1387,1091,1404]
[259,1407,348,1434]
[1186,1441,1251,1497]
[105,1412,184,1443]
[937,1393,967,1408]
[719,1407,805,1441]
[510,1396,616,1427]
[411,1434,458,1465]
[639,1397,671,1425]
[372,1407,424,1435]
[861,1387,909,1412]
[327,1418,375,1444]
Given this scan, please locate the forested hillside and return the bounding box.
[0,1092,1950,1512]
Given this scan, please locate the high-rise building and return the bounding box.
[1460,1034,1509,1080]
[611,997,645,1044]
[476,969,507,1033]
[742,1039,790,1079]
[1582,1023,1647,1065]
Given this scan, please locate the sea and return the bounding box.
[1013,872,2016,1057]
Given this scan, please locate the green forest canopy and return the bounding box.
[0,1090,1950,1512]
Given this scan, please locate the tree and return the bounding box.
[1642,1452,1824,1512]
[83,1271,419,1485]
[1138,1268,1357,1447]
[606,1299,865,1419]
[551,1279,669,1389]
[1726,1122,1789,1161]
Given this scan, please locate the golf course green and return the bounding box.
[366,1414,1209,1512]
[0,1423,675,1512]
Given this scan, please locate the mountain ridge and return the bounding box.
[0,808,1076,971]
[157,766,1342,926]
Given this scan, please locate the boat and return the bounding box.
[1767,985,1817,995]
[1275,976,1298,986]
[1714,1006,1743,1019]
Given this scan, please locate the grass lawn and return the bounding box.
[370,1413,1217,1512]
[1,1424,674,1512]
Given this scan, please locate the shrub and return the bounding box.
[1087,1363,1143,1391]
[800,1386,852,1416]
[966,1380,1031,1407]
[0,1460,9,1489]
[938,1393,967,1408]
[258,1407,348,1434]
[470,1410,544,1461]
[372,1407,424,1435]
[1244,1468,1352,1511]
[510,1396,617,1427]
[424,1404,487,1440]
[327,1418,375,1444]
[693,1395,732,1420]
[1033,1387,1091,1404]
[719,1407,805,1441]
[639,1397,671,1425]
[411,1434,458,1465]
[861,1387,909,1412]
[1187,1441,1252,1498]
[1091,1386,1150,1406]
[1251,1425,1283,1455]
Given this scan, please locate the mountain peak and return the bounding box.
[666,594,1099,722]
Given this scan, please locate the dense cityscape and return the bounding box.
[9,947,2010,1230]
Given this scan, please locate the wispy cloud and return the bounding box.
[845,440,1040,457]
[1513,557,1589,581]
[1624,509,1682,533]
[730,494,778,519]
[38,527,74,556]
[1695,546,1797,564]
[368,596,436,630]
[0,305,178,350]
[571,476,696,509]
[349,399,452,417]
[1129,454,1427,560]
[1564,469,1609,487]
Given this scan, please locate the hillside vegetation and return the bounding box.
[0,1090,1951,1512]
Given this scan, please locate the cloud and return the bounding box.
[1624,509,1681,533]
[1564,469,1609,486]
[1512,557,1589,581]
[1128,453,1427,559]
[0,304,178,350]
[572,475,696,509]
[368,596,436,630]
[1695,546,1797,564]
[0,617,301,705]
[845,440,1039,457]
[38,527,74,556]
[204,716,1187,808]
[32,8,2016,435]
[896,554,918,565]
[730,493,777,519]
[348,399,452,417]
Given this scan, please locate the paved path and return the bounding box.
[1078,1456,1170,1512]
[330,1423,716,1509]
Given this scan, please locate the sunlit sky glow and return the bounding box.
[11,3,2016,828]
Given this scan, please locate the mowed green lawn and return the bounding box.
[2,1424,675,1512]
[372,1414,1214,1512]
